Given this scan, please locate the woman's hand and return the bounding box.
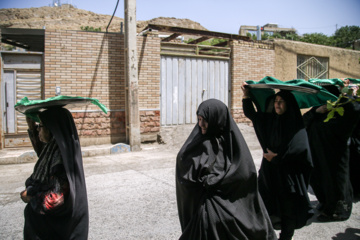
[20,190,32,203]
[43,192,64,210]
[316,104,328,114]
[241,82,250,98]
[26,117,37,131]
[263,148,278,162]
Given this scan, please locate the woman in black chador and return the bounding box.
[20,107,89,239]
[303,91,360,221]
[242,85,314,240]
[176,99,277,240]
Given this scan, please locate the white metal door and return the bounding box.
[15,71,42,133]
[161,56,229,126]
[3,70,16,133]
[2,70,42,134]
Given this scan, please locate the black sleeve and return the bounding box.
[28,128,45,157]
[242,98,257,122]
[302,107,317,128]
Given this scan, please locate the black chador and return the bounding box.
[176,99,277,240]
[303,96,360,221]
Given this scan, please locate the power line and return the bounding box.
[106,0,120,33]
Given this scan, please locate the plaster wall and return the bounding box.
[274,39,360,80]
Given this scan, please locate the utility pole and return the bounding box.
[124,0,141,151]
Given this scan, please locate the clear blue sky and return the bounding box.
[1,0,359,36]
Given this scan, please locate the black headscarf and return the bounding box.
[262,90,304,154]
[24,107,89,239]
[176,99,276,240]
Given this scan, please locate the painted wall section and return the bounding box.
[274,39,360,80]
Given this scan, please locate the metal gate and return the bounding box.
[1,52,42,147]
[3,70,42,134]
[160,56,230,125]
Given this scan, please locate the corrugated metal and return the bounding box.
[16,71,42,133]
[161,56,229,126]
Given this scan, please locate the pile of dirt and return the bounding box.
[0,4,207,33]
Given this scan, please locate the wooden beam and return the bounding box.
[2,38,30,50]
[213,41,229,47]
[143,24,250,41]
[161,33,181,42]
[187,36,210,44]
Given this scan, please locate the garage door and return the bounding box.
[161,56,230,125]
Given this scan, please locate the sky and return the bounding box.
[1,0,359,36]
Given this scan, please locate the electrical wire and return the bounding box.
[106,0,120,33]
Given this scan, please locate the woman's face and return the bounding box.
[198,116,208,135]
[274,95,287,115]
[38,121,52,143]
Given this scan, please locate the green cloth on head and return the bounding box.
[346,78,360,84]
[309,78,345,87]
[245,76,338,111]
[15,95,108,122]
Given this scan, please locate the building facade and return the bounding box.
[1,28,359,148]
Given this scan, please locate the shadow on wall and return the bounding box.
[107,33,126,144]
[78,32,126,145]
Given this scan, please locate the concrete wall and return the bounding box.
[274,39,360,80]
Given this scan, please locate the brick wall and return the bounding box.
[44,30,125,109]
[140,110,160,133]
[230,40,275,123]
[137,34,161,109]
[44,30,161,145]
[137,34,161,141]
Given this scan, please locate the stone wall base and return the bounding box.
[141,133,158,143]
[79,135,126,147]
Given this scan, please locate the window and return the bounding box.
[297,55,328,80]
